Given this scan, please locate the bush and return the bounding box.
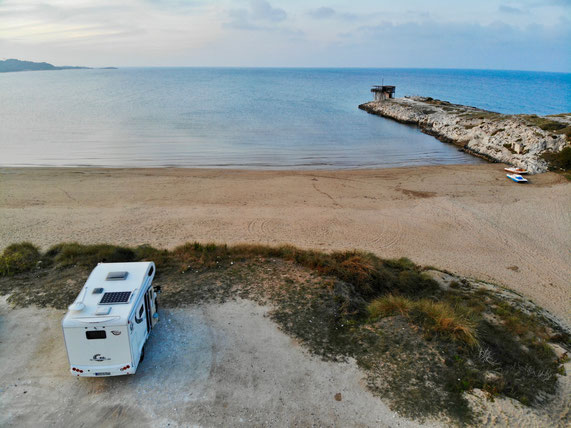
[172,242,229,269]
[542,146,571,171]
[0,242,41,275]
[46,242,136,268]
[524,115,566,132]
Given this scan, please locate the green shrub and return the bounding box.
[0,242,41,275]
[541,146,571,171]
[172,242,229,269]
[46,242,136,268]
[133,245,171,268]
[523,115,566,132]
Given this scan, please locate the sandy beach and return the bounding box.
[1,164,569,325]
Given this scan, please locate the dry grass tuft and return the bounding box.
[368,294,413,318]
[369,296,478,346]
[414,300,478,346]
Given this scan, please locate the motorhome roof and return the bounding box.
[62,262,154,328]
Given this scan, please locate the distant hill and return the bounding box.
[0,59,116,73]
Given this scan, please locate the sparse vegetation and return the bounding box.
[523,115,571,142]
[460,111,503,121]
[541,146,571,172]
[523,115,566,132]
[422,97,452,106]
[46,243,137,268]
[369,295,478,345]
[0,241,568,425]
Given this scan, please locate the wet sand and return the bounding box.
[1,164,569,325]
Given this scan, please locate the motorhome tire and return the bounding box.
[140,346,145,363]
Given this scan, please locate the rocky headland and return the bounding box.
[0,59,117,73]
[360,96,571,174]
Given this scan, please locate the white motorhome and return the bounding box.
[62,262,159,377]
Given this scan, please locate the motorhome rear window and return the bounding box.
[86,330,106,340]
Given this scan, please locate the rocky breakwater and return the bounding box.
[359,96,570,174]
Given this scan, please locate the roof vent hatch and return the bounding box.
[106,271,128,281]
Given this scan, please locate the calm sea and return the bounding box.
[1,68,569,169]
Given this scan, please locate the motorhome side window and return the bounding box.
[139,306,144,317]
[86,330,106,340]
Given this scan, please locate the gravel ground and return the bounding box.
[0,297,438,428]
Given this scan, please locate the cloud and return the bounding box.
[498,5,525,14]
[333,19,570,71]
[142,0,205,14]
[0,0,569,71]
[307,6,360,21]
[225,8,260,31]
[250,0,286,22]
[308,7,335,19]
[224,0,293,32]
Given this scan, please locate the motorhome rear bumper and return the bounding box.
[69,363,134,377]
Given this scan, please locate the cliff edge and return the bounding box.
[360,96,570,174]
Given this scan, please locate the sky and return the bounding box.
[0,0,570,72]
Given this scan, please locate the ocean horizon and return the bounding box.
[1,67,569,169]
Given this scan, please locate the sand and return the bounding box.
[1,164,569,325]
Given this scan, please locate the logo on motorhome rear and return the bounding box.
[90,354,111,362]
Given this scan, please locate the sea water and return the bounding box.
[1,68,569,169]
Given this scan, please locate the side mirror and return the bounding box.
[154,285,162,294]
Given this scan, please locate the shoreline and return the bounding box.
[2,164,569,325]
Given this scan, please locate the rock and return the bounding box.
[549,343,568,360]
[359,97,569,174]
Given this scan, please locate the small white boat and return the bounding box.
[507,174,528,183]
[505,167,528,174]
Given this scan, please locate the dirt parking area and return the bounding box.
[0,298,434,428]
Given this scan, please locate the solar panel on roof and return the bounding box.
[99,291,132,305]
